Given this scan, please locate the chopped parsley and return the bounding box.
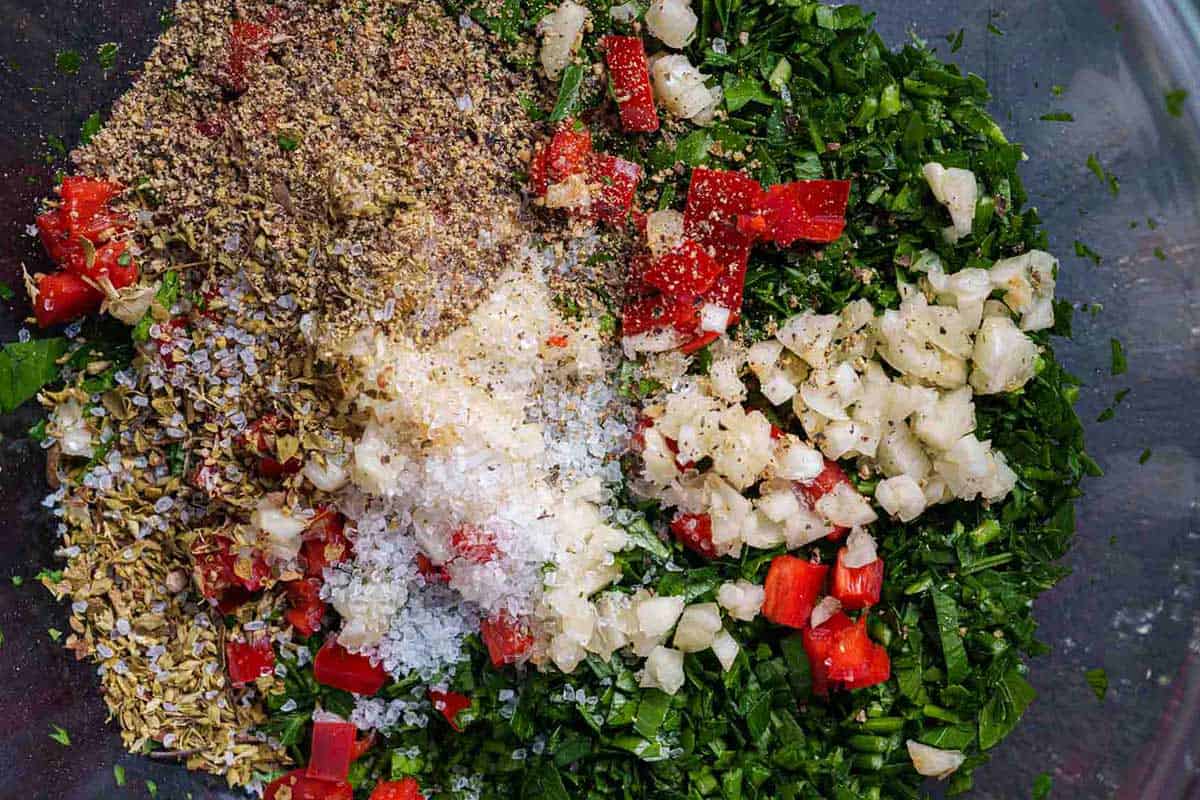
[54,50,82,75]
[1164,88,1188,117]
[80,111,103,145]
[0,282,14,300]
[0,338,68,414]
[1084,667,1109,701]
[113,764,127,787]
[97,42,120,71]
[1110,337,1127,375]
[1138,448,1152,464]
[49,725,71,746]
[1039,111,1074,122]
[277,133,301,151]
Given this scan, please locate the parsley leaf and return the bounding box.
[55,50,82,75]
[0,282,14,300]
[97,42,119,71]
[113,764,126,787]
[548,63,585,123]
[80,111,103,145]
[1033,772,1054,799]
[0,338,68,413]
[1039,111,1074,122]
[49,725,71,746]
[1085,667,1109,701]
[1165,88,1188,117]
[1110,337,1127,375]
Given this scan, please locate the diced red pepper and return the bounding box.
[226,637,275,686]
[826,616,890,689]
[528,147,550,196]
[301,508,353,577]
[545,121,593,184]
[545,334,569,348]
[224,20,273,93]
[415,553,449,583]
[644,239,722,298]
[192,535,270,603]
[36,206,130,265]
[35,210,71,262]
[59,176,122,231]
[265,770,353,800]
[238,413,303,478]
[480,611,534,668]
[762,555,828,629]
[587,153,642,226]
[428,689,471,732]
[307,719,358,782]
[831,548,884,611]
[449,524,498,564]
[601,35,659,133]
[683,168,763,326]
[795,458,853,540]
[314,640,388,695]
[741,180,851,246]
[621,293,698,337]
[369,778,424,800]
[349,732,376,762]
[801,610,854,695]
[669,513,717,559]
[624,250,657,300]
[679,330,720,354]
[284,578,327,636]
[33,271,102,327]
[62,240,139,290]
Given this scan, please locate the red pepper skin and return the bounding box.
[826,616,890,689]
[428,689,471,732]
[238,414,303,478]
[34,272,103,327]
[314,640,388,696]
[762,555,829,629]
[301,508,353,577]
[587,153,643,225]
[265,770,353,800]
[795,458,853,541]
[480,612,534,668]
[669,513,718,559]
[546,121,593,184]
[449,525,498,564]
[801,611,854,695]
[745,180,851,245]
[601,36,659,133]
[644,239,722,298]
[369,778,424,800]
[307,719,358,782]
[621,294,698,337]
[349,732,376,762]
[679,330,720,354]
[226,638,275,686]
[59,176,122,231]
[192,535,270,602]
[284,578,327,636]
[831,548,884,611]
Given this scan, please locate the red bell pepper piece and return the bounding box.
[238,413,303,478]
[369,778,424,800]
[601,36,659,133]
[669,513,717,559]
[742,180,851,246]
[301,508,353,577]
[192,535,270,614]
[33,271,102,327]
[349,732,376,762]
[528,147,550,196]
[831,548,884,611]
[762,555,828,629]
[679,330,720,354]
[644,239,722,298]
[37,205,130,265]
[826,616,890,689]
[307,719,358,782]
[62,240,139,289]
[801,610,854,695]
[795,457,853,541]
[415,553,449,583]
[284,578,327,636]
[59,176,122,231]
[224,20,273,93]
[265,770,353,800]
[428,689,471,732]
[480,611,534,668]
[587,153,642,225]
[226,637,275,686]
[449,525,498,564]
[683,168,763,325]
[314,640,388,696]
[545,121,593,184]
[621,294,698,337]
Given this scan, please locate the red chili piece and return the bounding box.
[369,778,424,800]
[739,180,851,245]
[762,555,828,629]
[831,548,884,611]
[794,458,853,541]
[480,611,534,668]
[226,638,275,686]
[264,770,353,800]
[34,272,103,328]
[682,168,764,327]
[306,719,358,782]
[313,640,388,696]
[428,689,471,732]
[301,508,353,577]
[669,513,718,559]
[587,153,643,225]
[601,35,659,133]
[284,578,326,637]
[643,239,723,298]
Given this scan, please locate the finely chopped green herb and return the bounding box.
[256,2,1091,796]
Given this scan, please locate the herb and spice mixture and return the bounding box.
[6,0,1093,797]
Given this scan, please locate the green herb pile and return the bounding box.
[255,2,1091,798]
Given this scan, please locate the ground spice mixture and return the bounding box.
[37,0,616,786]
